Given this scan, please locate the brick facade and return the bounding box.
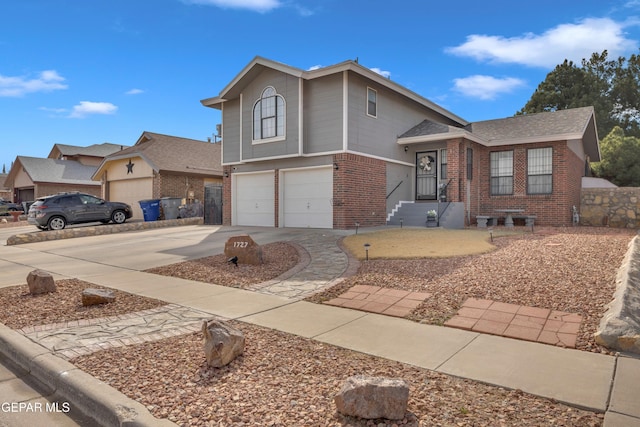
[333,153,387,229]
[154,173,207,202]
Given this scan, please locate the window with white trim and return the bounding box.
[367,87,377,117]
[253,86,285,141]
[528,147,553,194]
[490,151,513,195]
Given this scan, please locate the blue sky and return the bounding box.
[2,0,640,172]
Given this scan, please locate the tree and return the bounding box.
[592,127,640,187]
[517,51,618,138]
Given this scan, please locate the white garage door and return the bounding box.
[282,167,333,228]
[234,172,275,227]
[109,178,153,220]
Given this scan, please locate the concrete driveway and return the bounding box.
[0,225,348,288]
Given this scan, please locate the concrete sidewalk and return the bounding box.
[0,225,638,426]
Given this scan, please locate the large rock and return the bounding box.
[595,236,640,354]
[224,235,263,265]
[334,375,409,420]
[26,270,57,295]
[202,319,245,367]
[82,288,116,306]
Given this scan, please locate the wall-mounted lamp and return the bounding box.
[224,171,229,178]
[333,162,339,170]
[404,146,409,152]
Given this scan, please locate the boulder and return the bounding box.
[26,270,57,295]
[334,375,409,420]
[82,288,116,306]
[594,236,640,354]
[224,235,263,265]
[202,319,245,367]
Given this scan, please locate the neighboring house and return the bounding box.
[92,132,223,220]
[201,56,599,229]
[0,173,11,201]
[48,142,127,166]
[5,156,103,203]
[5,143,128,204]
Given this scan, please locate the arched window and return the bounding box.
[253,87,285,141]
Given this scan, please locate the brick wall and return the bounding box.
[222,166,232,226]
[156,173,206,202]
[471,141,582,226]
[333,153,386,229]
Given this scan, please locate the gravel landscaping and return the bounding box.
[309,227,636,355]
[0,279,166,329]
[1,226,634,425]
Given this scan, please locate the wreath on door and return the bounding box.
[419,155,435,172]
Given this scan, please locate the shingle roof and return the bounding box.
[52,143,127,158]
[17,157,100,185]
[464,107,595,142]
[102,132,222,176]
[398,106,600,160]
[399,120,462,138]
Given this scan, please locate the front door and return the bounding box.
[416,151,437,200]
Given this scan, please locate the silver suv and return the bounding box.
[28,192,132,231]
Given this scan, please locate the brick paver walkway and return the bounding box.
[324,284,431,317]
[445,298,582,348]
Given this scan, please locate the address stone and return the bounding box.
[224,234,263,265]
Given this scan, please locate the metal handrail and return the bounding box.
[386,180,404,199]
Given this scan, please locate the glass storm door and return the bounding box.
[416,151,437,200]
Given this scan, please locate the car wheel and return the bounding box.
[47,216,66,231]
[111,210,127,224]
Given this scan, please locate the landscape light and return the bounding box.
[364,243,370,261]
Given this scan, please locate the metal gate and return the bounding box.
[204,185,223,225]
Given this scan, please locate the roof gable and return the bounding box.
[96,132,222,177]
[201,56,468,126]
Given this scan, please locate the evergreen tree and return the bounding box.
[592,127,640,187]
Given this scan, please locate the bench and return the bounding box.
[512,214,537,228]
[476,214,536,228]
[476,215,497,228]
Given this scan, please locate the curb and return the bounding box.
[6,217,204,245]
[0,322,177,427]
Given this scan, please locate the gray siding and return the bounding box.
[304,74,343,154]
[347,73,456,162]
[386,162,413,213]
[222,98,241,163]
[241,69,300,160]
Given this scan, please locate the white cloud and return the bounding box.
[446,18,637,68]
[453,75,526,100]
[0,70,68,97]
[126,88,144,95]
[39,106,68,114]
[370,67,391,79]
[181,0,281,13]
[69,101,118,119]
[307,65,322,71]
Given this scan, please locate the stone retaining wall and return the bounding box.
[6,217,204,245]
[580,187,640,228]
[595,236,640,354]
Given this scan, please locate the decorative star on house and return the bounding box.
[126,159,135,174]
